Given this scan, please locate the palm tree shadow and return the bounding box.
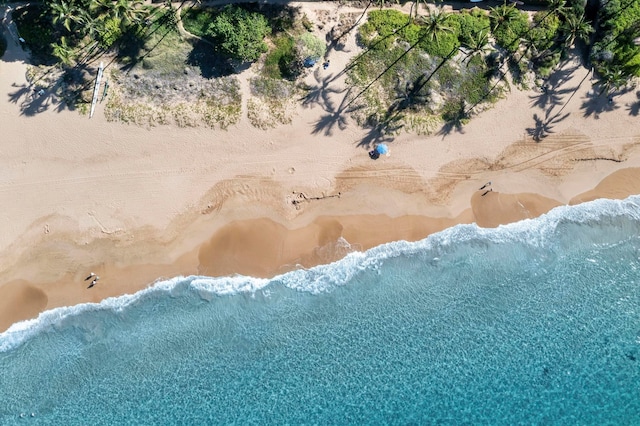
[311,87,362,136]
[438,118,466,137]
[526,108,570,142]
[529,86,573,109]
[627,91,640,116]
[356,110,403,149]
[312,110,349,136]
[437,99,468,138]
[580,89,620,119]
[8,83,31,104]
[529,63,580,109]
[546,63,580,89]
[300,69,345,111]
[20,93,53,116]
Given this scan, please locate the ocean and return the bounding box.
[1,196,639,425]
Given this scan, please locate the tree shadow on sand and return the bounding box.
[580,88,622,119]
[526,107,570,142]
[546,62,580,89]
[627,91,640,116]
[356,110,403,149]
[529,85,575,109]
[437,99,469,138]
[311,87,364,136]
[529,63,580,109]
[301,68,345,111]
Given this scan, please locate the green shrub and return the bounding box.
[419,27,460,58]
[99,17,123,49]
[528,12,560,53]
[591,0,640,78]
[181,7,216,38]
[263,34,296,79]
[298,32,325,60]
[490,6,529,53]
[206,5,271,62]
[13,5,54,61]
[358,10,420,49]
[451,9,490,48]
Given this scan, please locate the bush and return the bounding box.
[490,6,529,53]
[419,26,460,58]
[297,32,325,61]
[263,34,296,79]
[206,5,271,62]
[358,10,420,49]
[591,0,640,78]
[181,7,216,38]
[528,12,560,53]
[99,17,123,49]
[451,9,490,48]
[13,5,54,62]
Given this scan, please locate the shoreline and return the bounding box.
[2,2,640,331]
[2,167,640,331]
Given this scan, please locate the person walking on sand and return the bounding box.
[479,181,492,190]
[84,272,96,281]
[481,188,493,197]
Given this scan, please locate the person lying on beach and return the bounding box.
[87,276,100,289]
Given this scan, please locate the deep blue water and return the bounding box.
[1,196,640,425]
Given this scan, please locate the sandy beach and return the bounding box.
[1,1,640,331]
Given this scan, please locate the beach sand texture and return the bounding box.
[1,2,640,331]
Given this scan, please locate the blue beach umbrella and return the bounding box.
[376,144,389,155]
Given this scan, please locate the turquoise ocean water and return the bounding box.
[1,196,639,425]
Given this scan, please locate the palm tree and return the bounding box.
[489,4,520,32]
[547,0,569,19]
[421,7,452,46]
[91,0,145,29]
[597,65,628,95]
[560,12,593,48]
[462,30,490,65]
[50,0,80,32]
[51,36,74,65]
[113,0,145,27]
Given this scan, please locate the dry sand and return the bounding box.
[1,2,640,331]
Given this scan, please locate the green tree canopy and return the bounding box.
[207,6,271,62]
[489,5,529,53]
[591,0,640,79]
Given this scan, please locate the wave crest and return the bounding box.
[2,195,639,352]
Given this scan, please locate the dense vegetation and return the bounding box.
[349,8,502,134]
[8,0,639,130]
[591,0,640,89]
[0,34,6,58]
[182,5,324,80]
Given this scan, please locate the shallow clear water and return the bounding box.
[1,197,640,425]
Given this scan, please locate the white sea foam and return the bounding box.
[1,195,639,352]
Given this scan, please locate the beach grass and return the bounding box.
[248,76,298,129]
